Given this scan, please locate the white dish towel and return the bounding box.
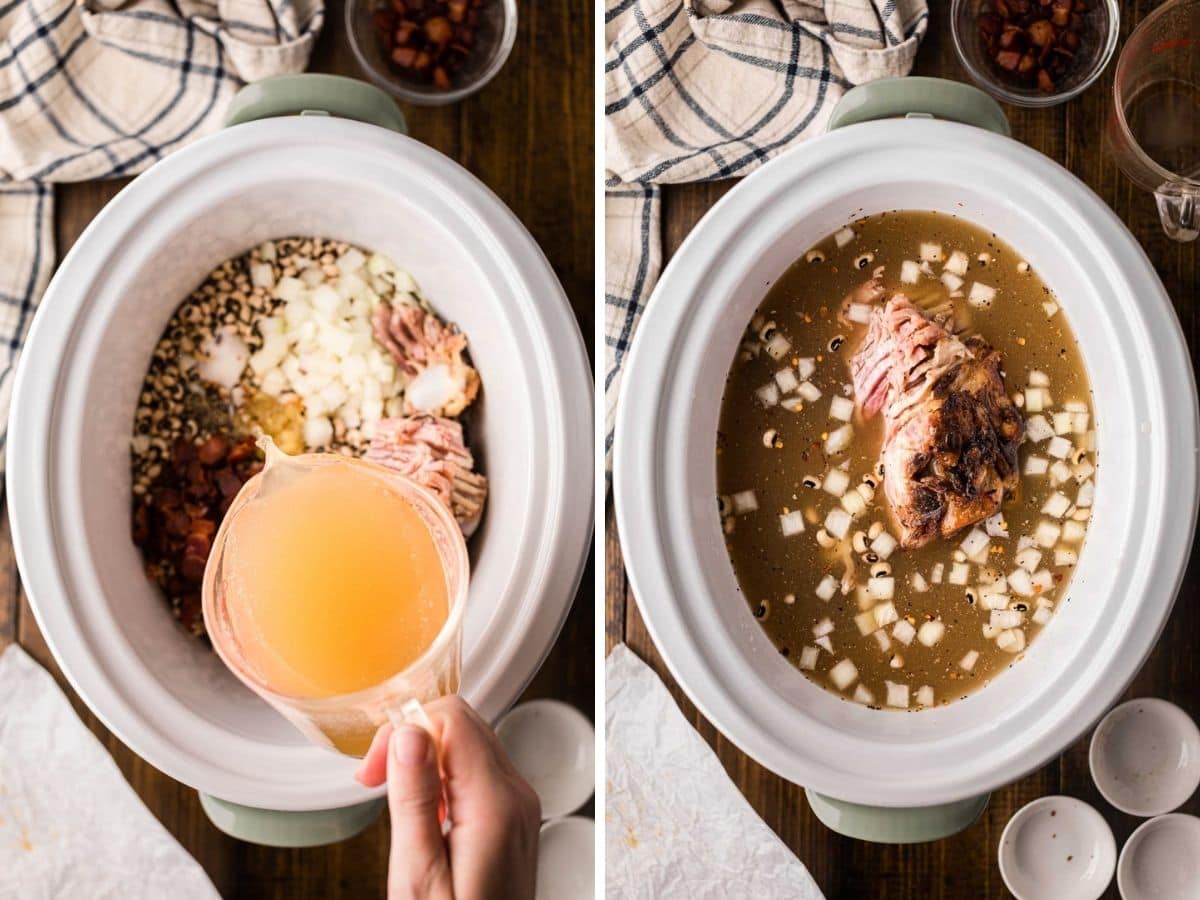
[0,644,219,899]
[606,643,825,899]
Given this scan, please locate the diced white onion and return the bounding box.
[1032,568,1055,592]
[1055,548,1078,567]
[1032,606,1053,626]
[755,383,780,407]
[846,302,873,324]
[980,590,1010,611]
[918,620,946,647]
[911,573,929,593]
[1049,460,1073,485]
[968,282,996,307]
[824,508,852,540]
[1008,568,1034,597]
[822,468,850,498]
[870,532,898,560]
[764,333,792,360]
[1074,459,1096,482]
[1024,388,1047,412]
[732,490,758,514]
[797,357,816,379]
[1047,435,1072,459]
[853,684,875,705]
[798,381,822,403]
[919,242,944,263]
[1062,520,1086,543]
[1034,520,1062,548]
[816,635,834,653]
[1043,301,1060,318]
[835,227,856,248]
[780,510,806,537]
[984,512,1009,538]
[941,271,964,293]
[874,601,899,628]
[775,367,800,394]
[885,680,910,708]
[813,617,835,638]
[959,650,980,671]
[1076,480,1094,508]
[829,659,858,690]
[1042,492,1071,518]
[840,489,867,517]
[1029,370,1050,387]
[1024,456,1049,476]
[867,578,895,601]
[829,395,854,422]
[991,609,1024,630]
[960,528,990,561]
[948,563,970,585]
[824,424,854,455]
[799,646,820,670]
[892,620,916,646]
[930,563,944,584]
[872,629,892,652]
[998,628,1026,653]
[1025,415,1055,442]
[815,574,838,601]
[900,260,921,284]
[1053,412,1074,435]
[1015,547,1042,574]
[944,251,969,276]
[916,685,935,707]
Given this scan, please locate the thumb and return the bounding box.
[386,725,452,900]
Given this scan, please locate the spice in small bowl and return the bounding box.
[346,0,516,105]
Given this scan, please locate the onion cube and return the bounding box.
[1008,568,1034,597]
[960,528,990,561]
[991,609,1023,629]
[948,563,970,585]
[815,635,833,653]
[1047,436,1072,459]
[846,302,873,324]
[798,381,823,403]
[981,590,1010,611]
[945,251,969,276]
[911,573,929,593]
[822,468,850,497]
[885,680,910,708]
[982,622,1001,639]
[1062,520,1086,543]
[1029,370,1050,387]
[1044,301,1060,318]
[941,271,964,293]
[867,577,895,601]
[1042,492,1071,518]
[874,601,899,628]
[900,260,921,284]
[1053,412,1073,435]
[1015,547,1042,573]
[1024,388,1047,412]
[1074,459,1096,482]
[1076,480,1094,508]
[930,563,945,584]
[732,490,758,514]
[815,574,838,601]
[835,227,856,248]
[1032,606,1053,626]
[799,646,820,670]
[829,659,858,690]
[870,532,898,560]
[853,684,875,706]
[1024,456,1049,476]
[968,282,996,307]
[764,333,792,360]
[755,383,780,407]
[813,617,835,638]
[797,357,816,379]
[840,489,867,517]
[824,424,854,455]
[1025,415,1055,443]
[1032,569,1054,592]
[892,619,916,645]
[830,395,854,422]
[774,367,800,394]
[1049,460,1072,485]
[1055,548,1078,567]
[1034,520,1062,548]
[919,242,944,263]
[916,685,935,707]
[780,510,806,537]
[1071,411,1090,434]
[984,512,1009,538]
[959,650,980,671]
[872,629,892,652]
[824,508,853,540]
[918,620,946,647]
[998,628,1026,653]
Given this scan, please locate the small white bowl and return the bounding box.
[536,816,594,900]
[496,700,595,820]
[1117,814,1200,900]
[998,796,1116,900]
[1090,699,1200,816]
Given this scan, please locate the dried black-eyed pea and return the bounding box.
[758,320,778,342]
[805,249,825,263]
[852,531,869,554]
[762,428,778,448]
[829,335,845,352]
[855,252,875,269]
[802,475,820,489]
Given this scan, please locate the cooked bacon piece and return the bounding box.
[851,291,1023,549]
[371,302,480,418]
[365,415,487,534]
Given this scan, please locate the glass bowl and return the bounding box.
[951,0,1119,108]
[346,0,517,106]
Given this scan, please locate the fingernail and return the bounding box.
[391,725,431,766]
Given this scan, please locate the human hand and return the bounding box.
[355,695,541,900]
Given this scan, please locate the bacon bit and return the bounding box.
[803,314,814,324]
[816,354,825,363]
[1017,337,1027,346]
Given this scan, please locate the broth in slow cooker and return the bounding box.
[716,211,1096,709]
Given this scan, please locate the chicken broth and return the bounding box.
[716,211,1095,710]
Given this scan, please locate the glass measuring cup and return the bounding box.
[1107,0,1200,241]
[202,443,470,757]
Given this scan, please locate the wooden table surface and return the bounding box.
[605,2,1199,897]
[0,3,593,897]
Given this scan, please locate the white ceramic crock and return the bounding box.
[614,78,1199,842]
[7,76,593,845]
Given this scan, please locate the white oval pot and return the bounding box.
[7,112,593,817]
[614,110,1197,837]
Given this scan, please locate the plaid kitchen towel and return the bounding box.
[604,0,928,474]
[0,0,323,467]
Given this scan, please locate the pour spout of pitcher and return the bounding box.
[1155,181,1200,243]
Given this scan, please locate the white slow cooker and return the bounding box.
[7,76,593,844]
[614,78,1198,841]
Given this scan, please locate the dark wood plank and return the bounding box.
[609,3,1198,897]
[5,1,593,897]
